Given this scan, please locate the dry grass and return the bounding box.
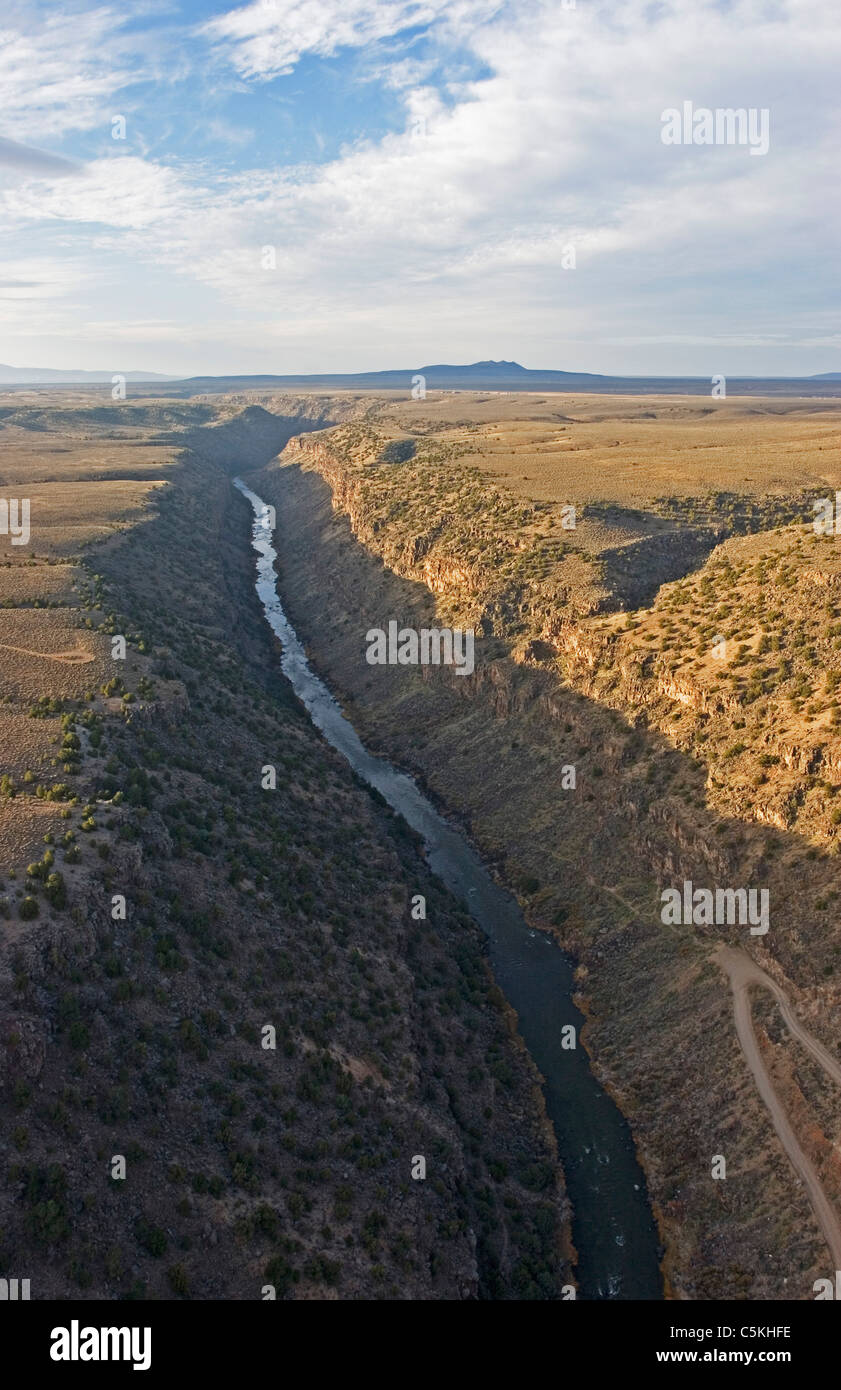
[379,393,841,508]
[0,432,176,483]
[0,480,164,560]
[0,711,62,780]
[0,611,108,702]
[0,798,66,877]
[0,562,81,605]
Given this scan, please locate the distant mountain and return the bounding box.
[148,360,841,399]
[412,359,602,382]
[4,360,841,398]
[163,360,609,393]
[0,364,178,384]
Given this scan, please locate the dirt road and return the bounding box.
[716,944,841,1272]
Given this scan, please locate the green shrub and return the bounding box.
[264,1254,299,1295]
[167,1263,189,1296]
[134,1217,168,1257]
[45,873,67,909]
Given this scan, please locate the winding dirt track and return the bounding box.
[0,642,93,664]
[716,945,841,1270]
[578,877,841,1270]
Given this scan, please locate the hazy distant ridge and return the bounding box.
[0,364,178,383]
[2,359,840,394]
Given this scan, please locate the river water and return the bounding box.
[234,476,663,1300]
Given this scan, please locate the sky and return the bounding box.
[0,0,838,378]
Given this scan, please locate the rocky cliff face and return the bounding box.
[284,434,486,599]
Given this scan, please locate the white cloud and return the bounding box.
[0,251,99,340]
[200,0,502,80]
[0,255,90,299]
[0,5,145,141]
[0,156,190,230]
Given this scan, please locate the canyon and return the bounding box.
[251,390,841,1300]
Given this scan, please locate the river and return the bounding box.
[234,475,663,1300]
